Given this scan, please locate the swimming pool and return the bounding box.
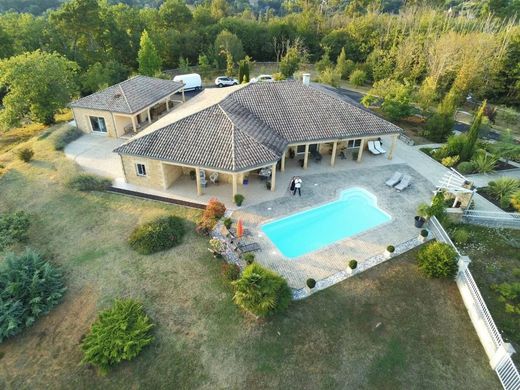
[261,188,391,258]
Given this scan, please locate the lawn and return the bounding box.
[445,224,520,364]
[0,130,500,389]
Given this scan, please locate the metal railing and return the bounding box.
[462,210,520,229]
[496,355,520,390]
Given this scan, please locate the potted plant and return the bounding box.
[384,245,395,258]
[347,259,358,274]
[234,194,245,206]
[208,238,225,258]
[189,170,196,180]
[243,252,255,265]
[266,180,272,190]
[415,203,429,228]
[419,229,429,243]
[223,217,232,229]
[306,278,316,292]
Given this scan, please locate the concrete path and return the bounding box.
[466,168,520,187]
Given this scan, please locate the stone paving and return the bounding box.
[231,163,434,289]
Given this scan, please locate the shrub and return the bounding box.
[486,177,520,203]
[195,216,217,236]
[471,152,497,173]
[54,126,83,151]
[511,191,520,212]
[306,278,316,289]
[0,211,31,250]
[81,299,154,374]
[129,216,185,255]
[232,263,292,317]
[221,262,241,281]
[209,238,225,254]
[441,155,459,168]
[234,194,245,206]
[0,250,66,342]
[319,67,340,87]
[491,282,520,315]
[452,228,470,245]
[417,241,458,278]
[348,259,358,269]
[17,147,34,162]
[420,229,429,238]
[67,174,112,191]
[205,198,226,219]
[386,245,395,253]
[457,161,475,174]
[349,69,367,86]
[223,217,232,229]
[243,252,255,264]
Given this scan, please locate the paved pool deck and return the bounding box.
[232,163,433,288]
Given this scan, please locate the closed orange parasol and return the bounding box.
[236,219,244,238]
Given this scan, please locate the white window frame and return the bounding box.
[136,163,147,177]
[347,139,362,149]
[88,115,108,134]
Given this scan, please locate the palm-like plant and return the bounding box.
[487,177,520,203]
[511,191,520,212]
[232,263,291,317]
[471,151,498,173]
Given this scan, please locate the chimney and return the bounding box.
[302,73,310,86]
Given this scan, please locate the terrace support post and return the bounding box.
[271,163,276,191]
[331,141,338,166]
[182,88,185,102]
[165,97,170,111]
[232,173,238,198]
[131,115,137,132]
[195,167,202,196]
[147,108,152,124]
[357,139,365,163]
[388,134,398,160]
[281,151,286,172]
[303,143,310,169]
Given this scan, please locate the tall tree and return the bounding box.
[159,0,192,29]
[335,47,354,80]
[461,101,486,162]
[0,50,78,128]
[138,30,161,77]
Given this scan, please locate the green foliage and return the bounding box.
[315,50,333,73]
[362,78,413,121]
[223,217,232,229]
[0,211,31,251]
[417,241,458,279]
[279,47,301,79]
[491,282,520,315]
[225,50,234,77]
[221,262,241,282]
[306,278,316,289]
[0,50,78,128]
[471,151,497,173]
[348,259,358,269]
[349,69,366,86]
[425,95,456,142]
[452,228,470,245]
[335,47,355,80]
[234,194,244,206]
[129,216,185,255]
[486,177,520,204]
[138,30,161,77]
[178,56,190,73]
[418,192,447,221]
[441,155,459,168]
[457,161,475,174]
[460,101,486,162]
[511,191,520,212]
[492,129,520,164]
[80,61,128,95]
[67,174,112,191]
[197,54,212,79]
[17,147,34,163]
[232,263,291,317]
[53,126,83,151]
[386,245,395,253]
[209,238,225,254]
[420,229,429,238]
[238,57,250,83]
[318,67,340,87]
[215,30,244,65]
[81,299,154,374]
[433,135,466,160]
[243,252,255,264]
[0,249,66,342]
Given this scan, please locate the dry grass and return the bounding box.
[0,130,500,389]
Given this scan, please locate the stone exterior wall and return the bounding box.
[121,155,166,189]
[72,107,118,138]
[163,164,183,188]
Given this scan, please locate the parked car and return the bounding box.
[215,76,239,87]
[250,74,274,83]
[173,73,202,91]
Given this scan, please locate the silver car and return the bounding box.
[215,76,239,87]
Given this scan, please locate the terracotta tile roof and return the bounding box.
[70,75,184,114]
[114,81,401,172]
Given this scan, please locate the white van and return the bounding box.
[173,73,202,91]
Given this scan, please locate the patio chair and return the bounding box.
[374,140,386,154]
[210,172,219,184]
[395,174,412,192]
[200,169,207,187]
[368,141,382,155]
[385,171,403,187]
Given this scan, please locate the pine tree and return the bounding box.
[225,50,234,77]
[460,100,486,162]
[335,47,354,80]
[137,30,161,77]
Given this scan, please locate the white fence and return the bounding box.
[462,209,520,230]
[429,217,520,390]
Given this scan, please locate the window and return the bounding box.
[136,163,147,177]
[296,145,306,154]
[347,139,362,148]
[89,116,107,133]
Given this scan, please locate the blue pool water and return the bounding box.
[261,188,391,258]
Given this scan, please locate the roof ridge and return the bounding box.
[118,84,132,113]
[217,104,236,171]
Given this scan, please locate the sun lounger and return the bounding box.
[236,242,261,254]
[374,141,386,154]
[385,171,402,187]
[395,174,411,191]
[368,141,382,155]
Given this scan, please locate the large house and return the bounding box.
[111,79,402,199]
[70,75,185,138]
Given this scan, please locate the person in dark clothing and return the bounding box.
[289,177,295,192]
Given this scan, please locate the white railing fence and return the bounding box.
[462,209,520,230]
[429,216,520,390]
